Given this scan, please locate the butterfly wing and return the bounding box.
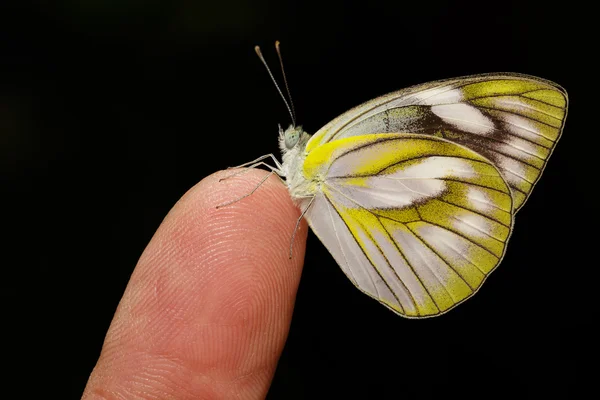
[302,133,513,317]
[306,73,568,211]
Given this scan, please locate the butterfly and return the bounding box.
[223,42,568,318]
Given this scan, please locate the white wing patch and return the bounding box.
[328,175,446,209]
[502,113,557,141]
[306,194,380,296]
[398,156,478,180]
[430,104,495,135]
[496,156,529,183]
[466,187,497,214]
[414,87,464,105]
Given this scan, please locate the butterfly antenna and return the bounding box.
[275,41,296,126]
[255,45,296,127]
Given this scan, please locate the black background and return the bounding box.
[2,1,593,398]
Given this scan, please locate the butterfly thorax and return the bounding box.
[279,126,315,202]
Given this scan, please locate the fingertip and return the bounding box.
[83,168,308,399]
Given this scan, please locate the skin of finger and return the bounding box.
[82,170,307,400]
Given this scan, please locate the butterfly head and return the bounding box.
[280,124,305,150]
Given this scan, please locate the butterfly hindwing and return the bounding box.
[306,74,568,212]
[302,134,513,317]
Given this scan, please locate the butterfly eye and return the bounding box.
[284,130,299,149]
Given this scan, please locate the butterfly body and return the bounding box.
[262,73,567,318]
[279,126,314,200]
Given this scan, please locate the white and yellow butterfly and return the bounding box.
[225,43,568,318]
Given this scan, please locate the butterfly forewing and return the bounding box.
[302,134,513,318]
[306,74,567,212]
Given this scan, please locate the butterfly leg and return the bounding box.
[219,161,284,182]
[216,170,275,209]
[289,196,315,259]
[219,154,283,182]
[227,153,282,170]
